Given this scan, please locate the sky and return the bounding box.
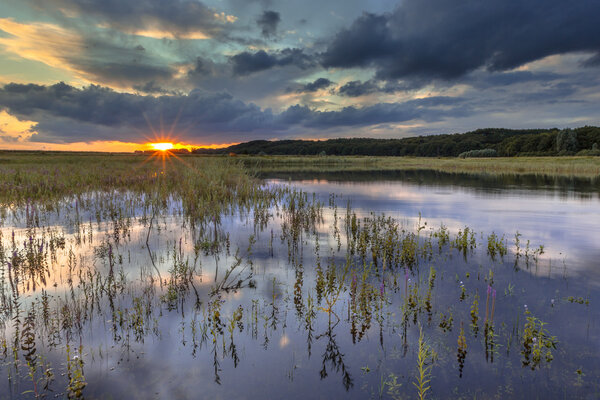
[0,0,599,151]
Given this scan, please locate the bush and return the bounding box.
[458,148,498,158]
[575,149,600,156]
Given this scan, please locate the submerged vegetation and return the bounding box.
[0,152,597,399]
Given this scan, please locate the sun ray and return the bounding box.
[150,142,174,151]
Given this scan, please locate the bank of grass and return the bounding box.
[0,152,262,209]
[240,155,600,177]
[0,152,598,206]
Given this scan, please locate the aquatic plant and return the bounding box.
[413,326,436,400]
[0,153,587,399]
[521,311,558,370]
[457,322,467,378]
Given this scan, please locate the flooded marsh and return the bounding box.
[0,154,599,399]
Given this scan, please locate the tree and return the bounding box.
[556,129,578,154]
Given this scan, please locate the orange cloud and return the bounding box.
[96,23,210,40]
[0,138,239,152]
[0,140,140,152]
[0,110,38,141]
[0,18,85,81]
[213,12,238,24]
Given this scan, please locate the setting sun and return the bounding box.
[150,142,174,151]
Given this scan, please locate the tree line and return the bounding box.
[189,126,600,157]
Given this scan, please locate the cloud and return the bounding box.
[0,82,474,143]
[0,18,84,76]
[230,48,315,76]
[132,81,173,94]
[257,10,280,38]
[321,0,600,83]
[279,96,469,128]
[0,110,38,142]
[0,82,275,143]
[582,53,600,67]
[337,79,424,97]
[295,77,333,93]
[338,80,378,97]
[0,18,175,88]
[468,71,565,89]
[26,0,236,40]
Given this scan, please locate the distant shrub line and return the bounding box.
[189,126,600,157]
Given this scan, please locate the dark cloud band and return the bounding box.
[0,82,470,143]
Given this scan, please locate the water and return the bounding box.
[0,170,599,399]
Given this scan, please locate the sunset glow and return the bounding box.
[150,142,174,151]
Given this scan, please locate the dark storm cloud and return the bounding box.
[321,0,600,82]
[0,82,471,143]
[257,11,280,38]
[337,79,422,97]
[582,53,600,67]
[230,48,315,76]
[0,82,274,142]
[280,96,469,128]
[469,71,565,89]
[80,62,173,86]
[186,57,222,80]
[30,0,230,38]
[133,81,174,94]
[338,80,378,97]
[70,38,175,86]
[295,78,333,93]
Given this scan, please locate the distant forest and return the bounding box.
[190,126,600,157]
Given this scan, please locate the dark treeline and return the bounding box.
[191,126,600,157]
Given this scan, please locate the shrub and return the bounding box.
[458,148,498,158]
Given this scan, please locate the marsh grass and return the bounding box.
[241,154,600,177]
[0,152,591,399]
